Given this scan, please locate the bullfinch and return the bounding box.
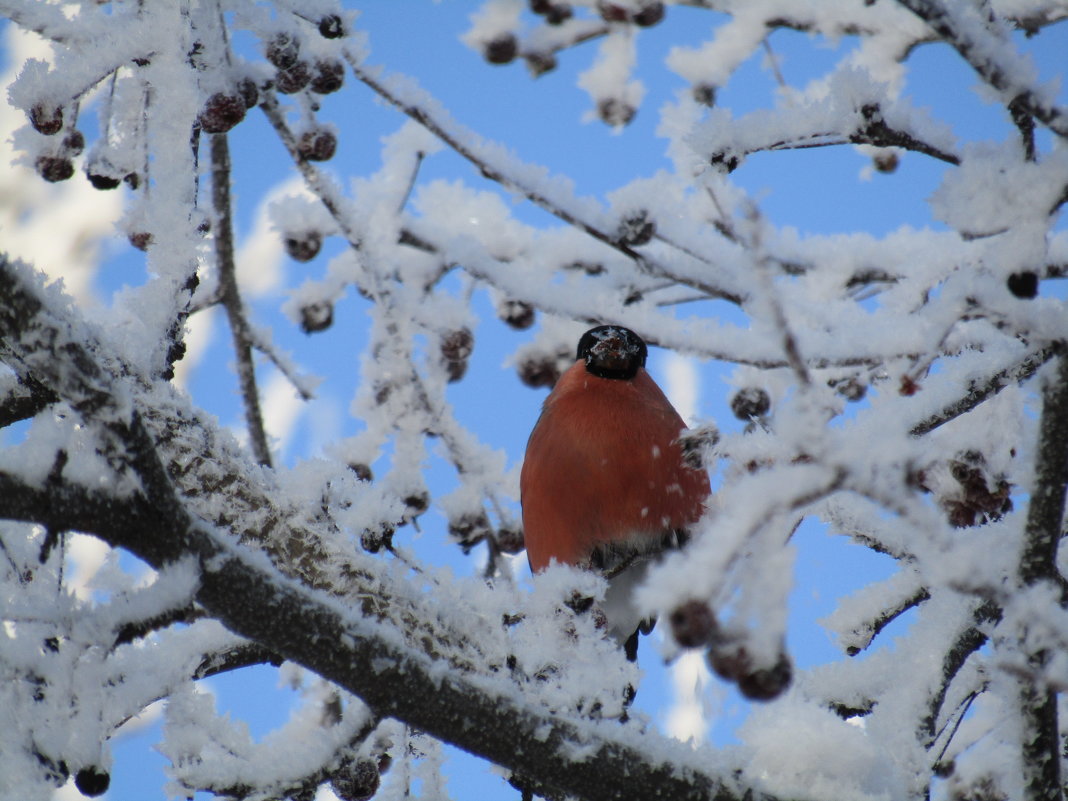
[520,325,710,659]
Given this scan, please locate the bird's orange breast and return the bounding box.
[521,361,710,572]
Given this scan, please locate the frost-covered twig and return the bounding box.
[909,346,1058,436]
[210,133,273,468]
[894,0,1068,138]
[1016,353,1068,801]
[345,54,747,307]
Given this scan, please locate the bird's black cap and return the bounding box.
[577,325,647,380]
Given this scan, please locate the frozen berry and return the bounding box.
[597,97,636,127]
[873,151,899,173]
[403,490,429,517]
[35,156,74,182]
[62,130,85,155]
[87,171,121,190]
[693,84,717,107]
[29,103,63,135]
[499,299,535,330]
[597,2,630,22]
[483,34,518,65]
[518,355,561,388]
[74,767,110,797]
[266,32,300,70]
[496,526,525,554]
[124,172,140,190]
[349,463,373,482]
[440,328,474,382]
[275,61,311,94]
[237,77,259,109]
[318,14,345,39]
[1007,271,1038,299]
[545,4,573,24]
[310,59,345,94]
[449,511,492,552]
[285,230,322,262]
[616,211,656,246]
[737,651,792,701]
[298,128,337,161]
[331,759,380,801]
[526,52,558,77]
[669,600,718,649]
[299,300,333,333]
[360,526,393,554]
[633,1,665,26]
[678,424,719,470]
[129,231,153,251]
[199,92,246,134]
[730,387,770,420]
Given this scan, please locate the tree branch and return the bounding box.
[1016,352,1068,801]
[210,133,273,468]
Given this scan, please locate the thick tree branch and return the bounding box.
[1016,353,1068,801]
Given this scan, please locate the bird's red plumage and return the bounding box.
[521,359,710,572]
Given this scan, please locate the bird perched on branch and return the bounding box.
[521,325,710,659]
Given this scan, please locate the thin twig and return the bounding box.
[210,133,273,468]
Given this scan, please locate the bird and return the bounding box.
[520,325,710,660]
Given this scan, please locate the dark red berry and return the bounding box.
[318,14,345,39]
[526,52,558,77]
[873,151,899,173]
[669,600,718,649]
[730,387,770,420]
[545,4,573,24]
[199,92,246,134]
[518,355,561,388]
[496,526,525,554]
[298,128,337,161]
[331,759,380,801]
[529,0,553,12]
[403,490,429,517]
[349,463,373,482]
[483,34,518,65]
[35,156,74,182]
[275,61,311,94]
[299,300,333,333]
[62,130,85,155]
[310,59,345,94]
[737,651,793,701]
[633,1,665,26]
[285,230,322,262]
[597,97,636,127]
[74,767,110,797]
[598,2,630,22]
[87,171,121,190]
[449,511,492,552]
[693,84,717,106]
[1007,271,1038,299]
[237,77,259,109]
[500,299,535,330]
[29,103,63,135]
[266,32,300,70]
[360,524,393,554]
[129,231,153,251]
[440,328,474,382]
[616,211,656,246]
